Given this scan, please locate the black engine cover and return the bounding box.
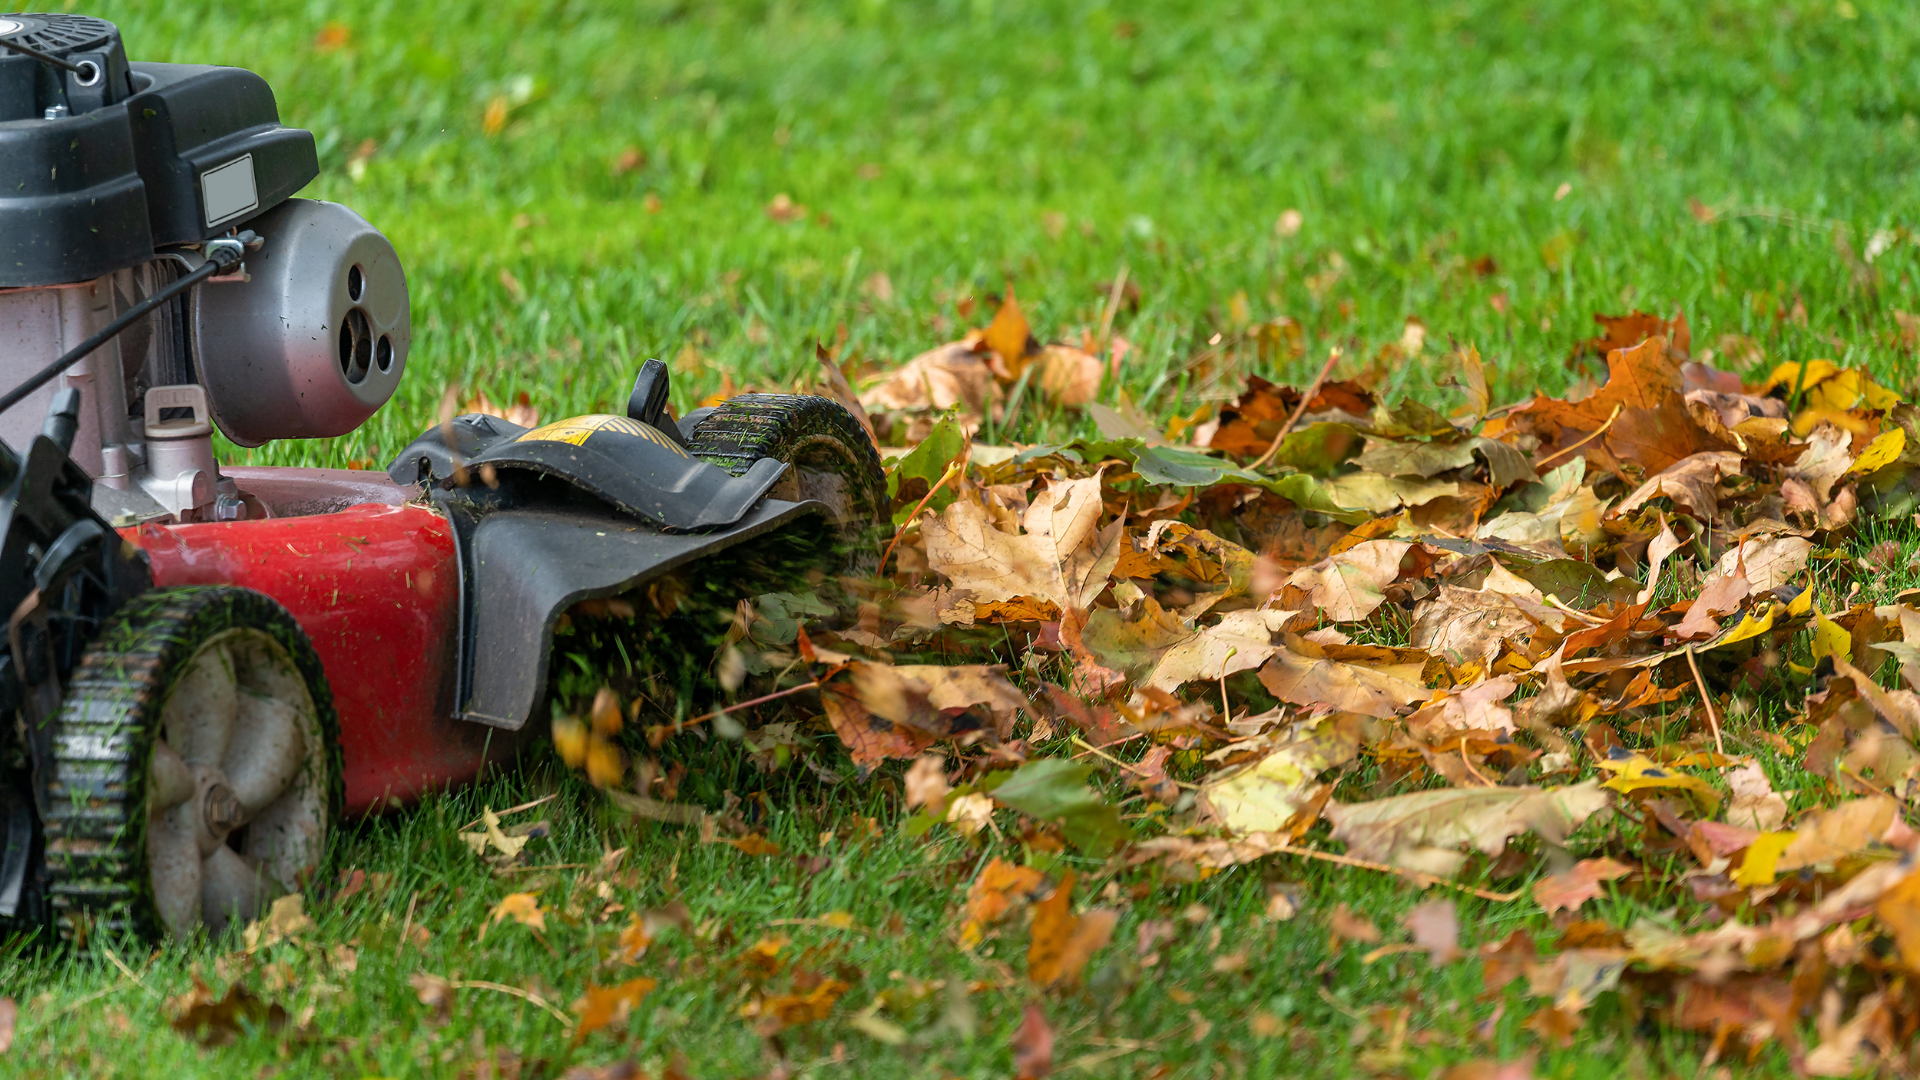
[0,13,317,287]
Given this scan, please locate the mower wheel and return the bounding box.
[41,587,341,943]
[688,394,887,572]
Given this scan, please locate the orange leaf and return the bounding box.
[1026,871,1117,989]
[572,977,656,1043]
[982,286,1036,376]
[721,834,782,857]
[960,857,1046,949]
[616,918,653,963]
[1532,857,1634,915]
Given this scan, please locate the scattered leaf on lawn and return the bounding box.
[168,978,288,1046]
[241,894,314,953]
[483,892,546,939]
[573,977,657,1044]
[960,858,1046,948]
[1405,899,1464,966]
[1011,1002,1055,1080]
[1027,871,1119,988]
[1533,858,1634,915]
[1324,781,1610,877]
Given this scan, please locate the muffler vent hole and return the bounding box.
[339,308,373,384]
[347,264,364,302]
[376,334,394,373]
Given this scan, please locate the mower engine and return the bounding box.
[0,12,408,524]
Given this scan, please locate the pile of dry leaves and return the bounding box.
[557,293,1920,1072]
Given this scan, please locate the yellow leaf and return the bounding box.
[1787,583,1814,618]
[590,687,623,736]
[482,95,510,136]
[1849,426,1906,475]
[584,734,624,789]
[1595,754,1722,814]
[552,716,588,768]
[484,892,545,939]
[1713,605,1778,650]
[1812,611,1851,664]
[1731,831,1797,887]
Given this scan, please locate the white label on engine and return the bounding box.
[201,154,259,228]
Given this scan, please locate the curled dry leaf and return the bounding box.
[1714,535,1812,593]
[1533,857,1634,915]
[1411,586,1545,668]
[241,894,313,953]
[1144,608,1292,692]
[1328,903,1382,949]
[1202,716,1362,837]
[1281,539,1410,621]
[1257,638,1430,718]
[905,754,951,811]
[1323,781,1610,878]
[1404,898,1464,966]
[821,659,1028,765]
[859,341,1002,421]
[1613,450,1745,521]
[1726,761,1790,832]
[922,473,1117,621]
[169,978,289,1047]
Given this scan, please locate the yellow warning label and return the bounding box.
[515,414,689,456]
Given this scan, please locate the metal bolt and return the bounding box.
[202,784,243,835]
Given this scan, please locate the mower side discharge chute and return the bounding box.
[436,495,833,729]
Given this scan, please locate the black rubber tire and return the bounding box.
[688,394,888,573]
[40,586,342,943]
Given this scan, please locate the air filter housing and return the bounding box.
[0,13,318,286]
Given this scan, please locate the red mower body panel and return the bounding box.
[117,469,518,815]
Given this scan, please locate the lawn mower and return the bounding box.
[0,14,885,944]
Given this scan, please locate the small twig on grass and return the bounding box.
[1097,263,1130,353]
[1684,643,1726,757]
[658,678,825,738]
[457,792,560,833]
[1250,347,1342,471]
[100,946,151,995]
[1069,734,1198,790]
[396,890,418,959]
[1276,843,1525,903]
[1458,736,1493,787]
[767,917,871,935]
[1533,403,1622,469]
[447,979,573,1027]
[1540,594,1608,626]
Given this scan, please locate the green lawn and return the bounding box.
[7,0,1920,1076]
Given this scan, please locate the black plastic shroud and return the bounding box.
[0,13,318,287]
